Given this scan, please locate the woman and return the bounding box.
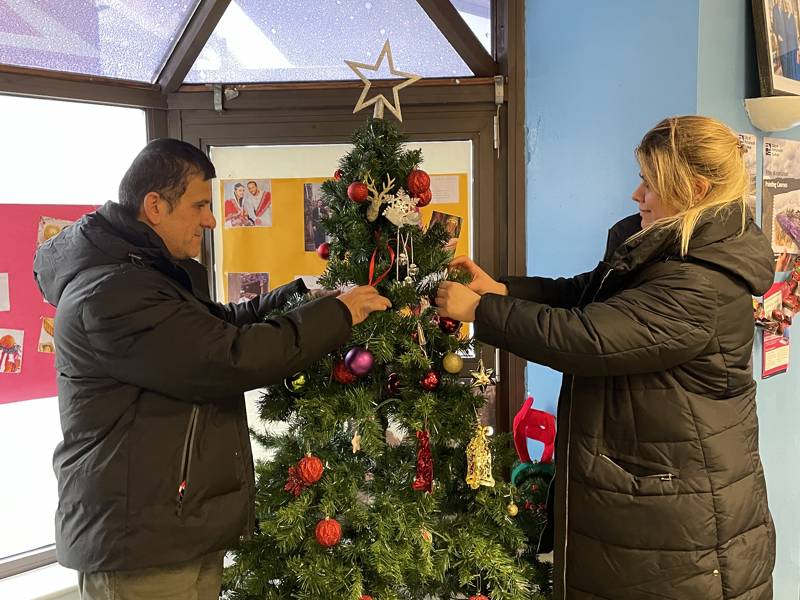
[436,116,776,599]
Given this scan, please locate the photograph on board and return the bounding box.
[223,179,272,228]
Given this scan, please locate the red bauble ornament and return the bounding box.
[411,430,433,493]
[416,188,433,207]
[333,360,358,384]
[316,242,330,260]
[386,372,401,396]
[407,169,431,196]
[297,454,324,485]
[360,596,373,600]
[348,181,369,203]
[420,369,441,391]
[438,316,460,334]
[333,169,343,181]
[315,517,342,548]
[469,595,489,600]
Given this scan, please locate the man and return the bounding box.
[244,180,271,226]
[33,139,390,599]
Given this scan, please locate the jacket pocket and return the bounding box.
[176,405,200,516]
[598,452,679,482]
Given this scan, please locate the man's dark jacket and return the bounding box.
[476,207,776,599]
[34,202,352,573]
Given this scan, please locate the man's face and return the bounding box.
[155,174,215,260]
[247,182,258,195]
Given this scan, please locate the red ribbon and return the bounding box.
[368,232,396,287]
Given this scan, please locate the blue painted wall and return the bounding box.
[524,0,700,415]
[524,0,800,595]
[698,2,800,597]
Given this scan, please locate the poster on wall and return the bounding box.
[222,179,273,228]
[0,274,9,312]
[761,137,800,254]
[303,183,329,251]
[37,216,74,247]
[758,281,793,378]
[430,175,460,204]
[429,211,463,257]
[227,272,270,303]
[0,329,23,374]
[739,133,757,218]
[763,331,790,378]
[38,317,55,353]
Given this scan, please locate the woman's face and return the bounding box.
[631,175,677,227]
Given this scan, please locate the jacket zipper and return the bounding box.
[176,405,200,516]
[562,266,615,594]
[599,454,676,481]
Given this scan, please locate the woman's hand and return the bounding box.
[449,256,508,296]
[435,281,481,322]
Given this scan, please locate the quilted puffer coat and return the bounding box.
[476,206,775,599]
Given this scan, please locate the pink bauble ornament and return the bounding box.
[345,346,374,376]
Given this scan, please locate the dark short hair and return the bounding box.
[118,138,216,217]
[247,180,257,187]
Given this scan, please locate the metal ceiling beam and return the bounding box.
[157,0,231,94]
[415,0,496,77]
[0,65,165,108]
[168,78,496,111]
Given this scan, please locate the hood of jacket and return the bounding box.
[34,201,203,306]
[609,204,774,296]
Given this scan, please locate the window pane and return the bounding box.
[450,0,492,54]
[0,95,145,560]
[0,398,62,558]
[185,0,472,84]
[0,96,145,204]
[0,0,201,82]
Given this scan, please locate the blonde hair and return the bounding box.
[633,115,748,256]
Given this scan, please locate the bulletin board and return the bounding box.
[0,204,96,404]
[217,174,470,302]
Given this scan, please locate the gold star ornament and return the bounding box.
[470,359,497,393]
[345,40,421,122]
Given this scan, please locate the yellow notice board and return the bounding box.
[218,174,469,302]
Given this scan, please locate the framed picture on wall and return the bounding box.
[753,0,800,95]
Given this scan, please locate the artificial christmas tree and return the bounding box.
[222,52,550,596]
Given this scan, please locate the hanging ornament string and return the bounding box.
[368,231,396,286]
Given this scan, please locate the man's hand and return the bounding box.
[337,286,392,325]
[449,256,508,296]
[435,281,481,323]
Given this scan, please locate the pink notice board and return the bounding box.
[0,204,96,404]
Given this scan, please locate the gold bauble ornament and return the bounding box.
[506,501,519,517]
[443,352,464,374]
